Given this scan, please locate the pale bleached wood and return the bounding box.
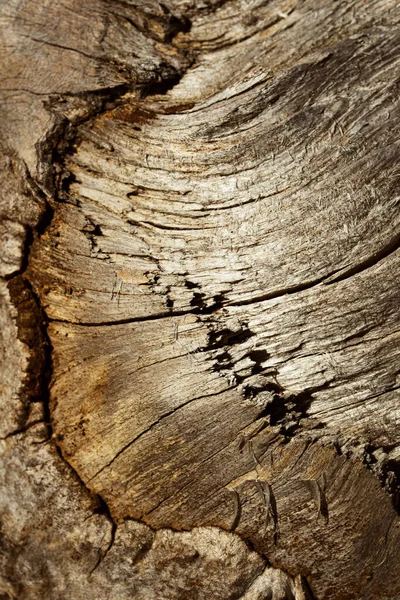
[1,0,400,598]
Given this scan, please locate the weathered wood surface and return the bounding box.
[1,0,399,598]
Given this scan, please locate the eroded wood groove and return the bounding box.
[1,0,400,598]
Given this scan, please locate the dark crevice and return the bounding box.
[89,495,118,575]
[247,349,270,374]
[50,438,119,556]
[113,0,192,45]
[4,8,399,595]
[0,419,46,441]
[20,34,101,61]
[156,3,192,42]
[206,318,318,438]
[207,322,256,379]
[7,276,52,432]
[269,390,312,427]
[362,444,400,514]
[3,187,119,550]
[299,575,319,600]
[2,7,199,562]
[225,232,399,307]
[44,292,224,327]
[226,270,340,308]
[205,319,322,439]
[47,311,187,327]
[48,442,119,574]
[136,70,186,100]
[244,384,323,441]
[184,279,198,290]
[139,219,216,232]
[382,459,400,514]
[81,217,105,255]
[208,324,254,348]
[190,291,226,314]
[165,294,174,309]
[327,232,400,284]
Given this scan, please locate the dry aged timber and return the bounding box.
[0,1,399,598]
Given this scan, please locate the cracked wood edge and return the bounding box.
[1,0,400,599]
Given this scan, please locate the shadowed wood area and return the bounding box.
[0,0,399,598]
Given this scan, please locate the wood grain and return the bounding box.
[1,0,399,598]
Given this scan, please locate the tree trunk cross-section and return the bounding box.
[0,1,399,599]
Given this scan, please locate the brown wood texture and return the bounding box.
[0,1,399,598]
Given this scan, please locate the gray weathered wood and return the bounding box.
[1,0,399,598]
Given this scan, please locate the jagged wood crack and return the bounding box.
[1,0,400,599]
